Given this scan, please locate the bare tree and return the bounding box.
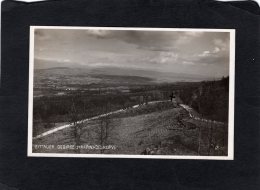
[69,97,84,153]
[95,100,114,153]
[197,125,201,155]
[207,121,213,155]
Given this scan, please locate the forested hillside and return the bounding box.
[179,77,229,122]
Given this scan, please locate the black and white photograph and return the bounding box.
[28,27,235,159]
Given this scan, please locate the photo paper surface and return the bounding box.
[28,27,235,159]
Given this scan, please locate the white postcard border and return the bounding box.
[28,26,235,160]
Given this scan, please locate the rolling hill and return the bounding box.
[34,59,214,84]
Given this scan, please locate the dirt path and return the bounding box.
[33,100,171,140]
[179,104,225,125]
[33,100,226,140]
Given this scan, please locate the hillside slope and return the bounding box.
[179,77,229,122]
[33,102,227,156]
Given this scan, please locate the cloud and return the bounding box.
[83,30,199,52]
[213,47,220,53]
[199,51,211,57]
[34,28,230,77]
[213,39,229,51]
[195,54,229,65]
[182,61,194,65]
[194,39,229,66]
[35,29,51,40]
[137,45,178,52]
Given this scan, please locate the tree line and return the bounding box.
[179,77,229,122]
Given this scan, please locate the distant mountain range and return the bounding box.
[34,59,75,70]
[34,59,215,83]
[90,66,214,82]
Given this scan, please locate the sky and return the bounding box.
[34,28,230,78]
